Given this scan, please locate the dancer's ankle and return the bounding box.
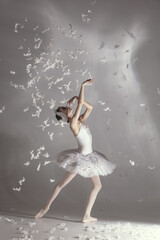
[83,213,90,219]
[82,215,97,223]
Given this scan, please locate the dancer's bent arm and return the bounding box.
[68,96,93,122]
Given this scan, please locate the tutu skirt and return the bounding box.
[54,149,116,178]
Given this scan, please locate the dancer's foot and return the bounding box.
[82,216,97,223]
[34,206,50,219]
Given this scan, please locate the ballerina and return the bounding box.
[35,79,116,223]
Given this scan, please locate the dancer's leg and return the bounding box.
[35,171,77,219]
[82,175,102,223]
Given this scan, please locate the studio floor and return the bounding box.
[1,214,160,240]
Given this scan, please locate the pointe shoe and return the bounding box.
[82,216,98,223]
[35,206,49,219]
[35,209,44,219]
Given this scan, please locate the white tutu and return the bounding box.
[54,123,116,178]
[54,149,116,178]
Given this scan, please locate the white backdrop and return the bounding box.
[0,0,160,221]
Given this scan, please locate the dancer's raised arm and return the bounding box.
[71,79,93,123]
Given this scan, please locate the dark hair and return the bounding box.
[55,107,62,121]
[55,114,62,121]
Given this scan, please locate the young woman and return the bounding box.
[35,79,116,223]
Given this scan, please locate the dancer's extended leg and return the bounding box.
[82,175,102,223]
[35,171,77,219]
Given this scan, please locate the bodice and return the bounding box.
[76,123,93,155]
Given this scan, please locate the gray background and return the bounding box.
[0,0,160,222]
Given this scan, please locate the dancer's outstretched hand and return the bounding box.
[83,79,94,86]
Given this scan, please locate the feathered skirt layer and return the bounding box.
[54,149,116,178]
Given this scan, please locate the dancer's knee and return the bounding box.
[93,183,102,192]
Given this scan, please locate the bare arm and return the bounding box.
[69,97,93,122]
[68,96,92,108]
[78,99,93,122]
[71,83,85,122]
[71,79,93,123]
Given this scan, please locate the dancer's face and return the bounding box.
[58,106,72,116]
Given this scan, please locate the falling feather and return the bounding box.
[14,23,20,33]
[140,104,146,107]
[0,106,5,113]
[104,107,111,112]
[23,107,29,112]
[28,222,36,227]
[18,45,23,50]
[50,179,55,183]
[10,70,16,75]
[3,217,14,222]
[98,100,106,105]
[24,48,32,57]
[34,39,42,49]
[47,99,56,109]
[82,69,88,76]
[19,177,25,186]
[42,152,50,158]
[54,77,64,85]
[148,165,155,170]
[99,57,108,63]
[13,187,21,191]
[26,64,32,73]
[44,118,50,127]
[24,161,30,166]
[42,27,50,33]
[37,163,41,171]
[33,25,39,30]
[63,69,71,76]
[60,99,68,104]
[129,160,136,166]
[48,132,54,140]
[44,160,52,165]
[63,81,72,92]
